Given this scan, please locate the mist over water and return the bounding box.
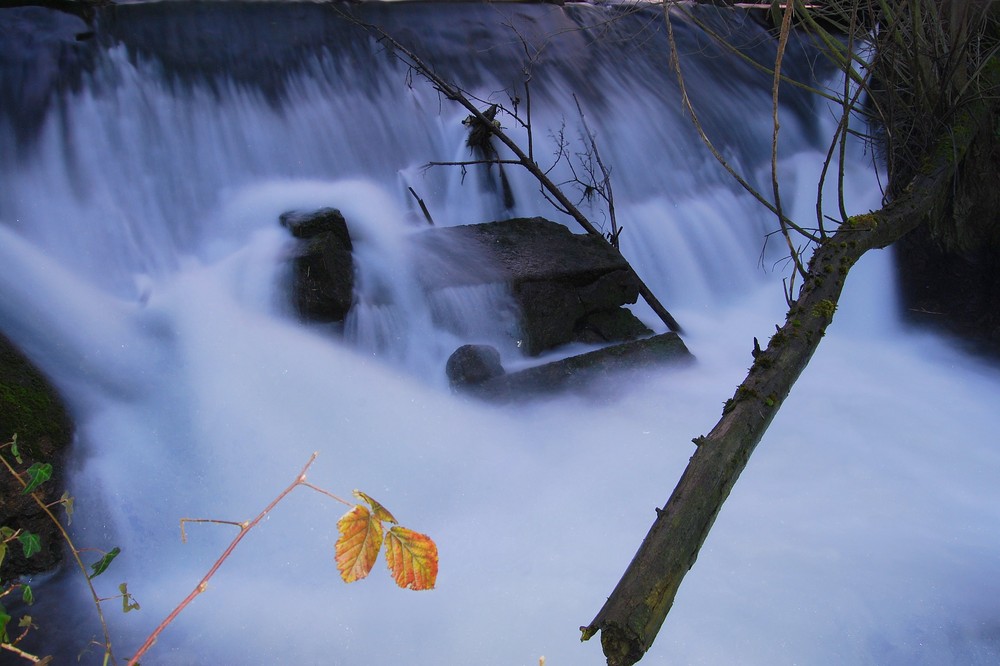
[1,3,999,664]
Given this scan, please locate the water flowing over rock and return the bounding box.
[445,344,505,387]
[3,2,998,664]
[413,217,653,355]
[280,208,354,323]
[282,212,657,359]
[448,332,693,401]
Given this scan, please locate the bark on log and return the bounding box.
[581,82,999,666]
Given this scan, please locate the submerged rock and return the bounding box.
[445,344,505,387]
[280,208,354,322]
[414,217,653,354]
[454,332,693,401]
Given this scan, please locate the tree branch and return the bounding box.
[127,453,320,665]
[352,15,683,334]
[580,74,998,666]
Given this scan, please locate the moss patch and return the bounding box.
[0,334,72,580]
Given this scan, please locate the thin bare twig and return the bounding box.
[0,641,44,663]
[664,3,820,246]
[179,518,245,544]
[299,481,352,506]
[573,95,622,248]
[352,16,683,333]
[127,452,321,665]
[426,159,523,168]
[770,1,807,280]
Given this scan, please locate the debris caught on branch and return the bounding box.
[461,103,514,210]
[343,14,683,334]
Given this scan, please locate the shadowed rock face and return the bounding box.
[280,208,355,323]
[445,344,505,388]
[281,214,656,355]
[0,333,72,581]
[412,217,653,355]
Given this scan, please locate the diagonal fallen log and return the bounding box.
[580,81,999,666]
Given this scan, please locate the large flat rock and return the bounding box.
[413,217,651,354]
[412,217,632,288]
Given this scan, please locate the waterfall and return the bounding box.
[1,3,999,664]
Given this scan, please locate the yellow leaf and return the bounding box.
[384,526,438,590]
[352,490,398,524]
[335,505,383,583]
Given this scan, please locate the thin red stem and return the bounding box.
[126,452,319,665]
[299,481,352,506]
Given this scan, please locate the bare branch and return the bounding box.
[425,159,524,168]
[665,5,821,245]
[583,86,995,663]
[348,14,683,333]
[127,453,321,665]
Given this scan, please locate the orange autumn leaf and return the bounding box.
[335,505,383,583]
[384,526,439,590]
[353,490,398,524]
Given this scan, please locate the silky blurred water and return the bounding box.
[1,3,998,664]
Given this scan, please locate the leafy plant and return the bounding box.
[127,452,438,665]
[2,434,437,664]
[336,491,438,590]
[0,455,44,661]
[1,436,121,664]
[19,464,52,496]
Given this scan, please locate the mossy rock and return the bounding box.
[0,333,72,581]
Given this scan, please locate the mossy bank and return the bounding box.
[0,333,72,580]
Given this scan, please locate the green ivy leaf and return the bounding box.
[0,601,10,643]
[21,584,33,605]
[10,434,22,465]
[60,491,74,525]
[119,582,140,613]
[89,547,121,580]
[20,463,53,495]
[0,527,13,569]
[18,532,40,559]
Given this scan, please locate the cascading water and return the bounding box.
[1,3,999,664]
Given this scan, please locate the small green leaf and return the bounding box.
[119,582,140,613]
[17,615,32,628]
[21,584,33,605]
[60,491,75,525]
[10,434,22,465]
[20,463,53,495]
[0,601,9,643]
[0,528,15,569]
[89,547,121,580]
[18,532,41,559]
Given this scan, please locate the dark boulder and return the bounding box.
[445,344,505,388]
[280,208,354,322]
